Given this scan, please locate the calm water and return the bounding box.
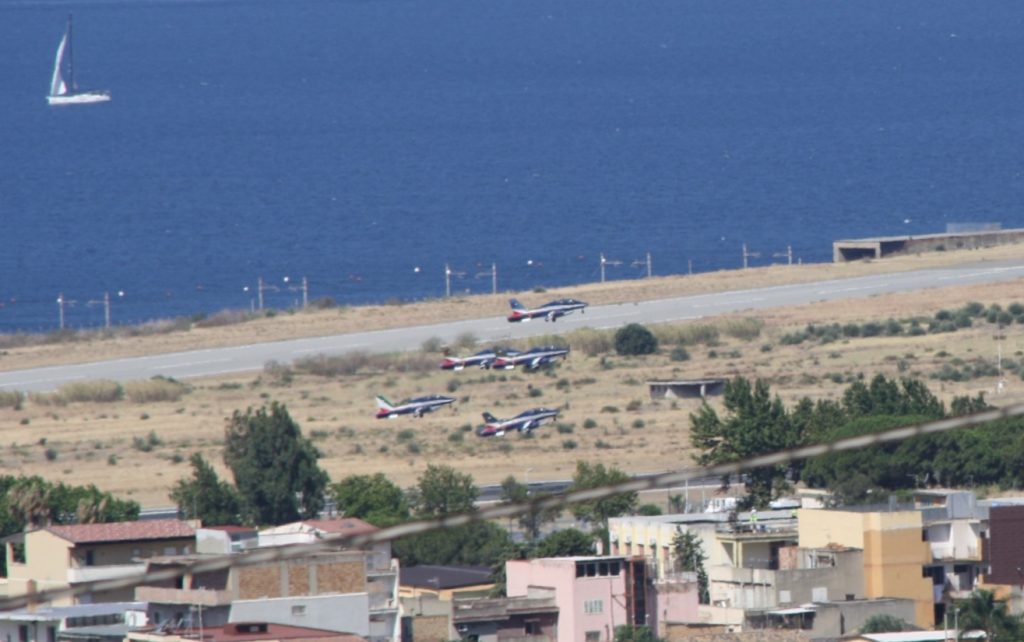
[2,0,1023,332]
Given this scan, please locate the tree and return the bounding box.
[171,453,241,526]
[392,520,514,568]
[535,528,595,558]
[569,461,637,551]
[223,403,329,525]
[690,377,798,508]
[411,464,477,517]
[331,473,408,527]
[860,614,911,633]
[955,589,1023,642]
[671,528,709,604]
[500,475,557,543]
[614,324,659,356]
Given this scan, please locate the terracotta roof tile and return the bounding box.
[45,520,195,544]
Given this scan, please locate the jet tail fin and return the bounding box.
[482,412,499,423]
[376,396,395,411]
[508,298,525,310]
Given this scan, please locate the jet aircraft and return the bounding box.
[507,298,588,323]
[375,394,455,419]
[492,345,569,370]
[479,407,561,437]
[439,347,519,371]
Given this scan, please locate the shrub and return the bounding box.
[780,331,808,345]
[583,418,598,429]
[125,377,188,403]
[720,317,763,341]
[615,324,658,356]
[600,406,620,413]
[632,419,646,429]
[566,327,614,356]
[55,380,123,404]
[561,440,578,450]
[448,431,464,443]
[0,390,23,410]
[453,331,478,351]
[421,336,444,353]
[528,387,543,398]
[556,423,575,434]
[44,448,58,462]
[670,346,690,361]
[625,399,642,412]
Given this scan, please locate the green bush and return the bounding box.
[615,323,658,356]
[125,377,188,403]
[669,346,690,361]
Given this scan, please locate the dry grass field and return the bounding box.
[1,244,1024,509]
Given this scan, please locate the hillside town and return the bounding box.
[0,483,1022,642]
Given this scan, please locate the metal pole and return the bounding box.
[787,245,793,266]
[600,253,606,283]
[104,292,110,329]
[492,263,497,295]
[688,259,693,275]
[646,252,652,278]
[302,276,309,309]
[743,244,748,269]
[57,293,65,330]
[257,277,264,310]
[445,264,451,297]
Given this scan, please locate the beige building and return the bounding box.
[799,508,933,627]
[1,520,196,605]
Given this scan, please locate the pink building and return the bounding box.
[506,557,648,642]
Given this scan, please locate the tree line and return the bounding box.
[690,373,1006,507]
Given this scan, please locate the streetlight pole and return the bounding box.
[57,293,65,330]
[283,276,309,309]
[492,263,497,295]
[445,264,452,297]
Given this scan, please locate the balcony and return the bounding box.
[366,556,398,575]
[67,563,145,584]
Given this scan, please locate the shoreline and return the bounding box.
[1,245,1022,374]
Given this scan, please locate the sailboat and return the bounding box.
[47,15,110,106]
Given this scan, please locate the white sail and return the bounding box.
[46,16,110,106]
[49,31,69,97]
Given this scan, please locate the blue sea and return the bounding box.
[2,0,1024,332]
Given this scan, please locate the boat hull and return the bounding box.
[47,90,111,105]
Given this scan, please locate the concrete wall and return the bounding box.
[811,599,916,638]
[775,550,864,605]
[236,557,365,600]
[798,511,864,550]
[229,593,370,636]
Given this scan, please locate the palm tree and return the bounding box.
[955,589,1023,642]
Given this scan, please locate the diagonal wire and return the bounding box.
[2,401,1022,611]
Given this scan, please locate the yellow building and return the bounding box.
[799,508,933,627]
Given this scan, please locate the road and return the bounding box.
[3,259,1023,392]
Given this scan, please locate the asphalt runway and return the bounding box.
[3,259,1023,392]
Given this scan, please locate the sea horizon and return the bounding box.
[3,0,1023,332]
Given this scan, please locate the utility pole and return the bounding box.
[257,276,264,310]
[492,263,497,295]
[445,264,452,297]
[600,253,606,283]
[646,252,652,278]
[742,243,760,269]
[773,245,793,265]
[104,292,111,329]
[57,293,65,330]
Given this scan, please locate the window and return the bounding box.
[609,561,621,576]
[47,627,55,642]
[583,599,604,614]
[11,543,26,564]
[18,626,27,642]
[524,622,541,635]
[85,550,95,566]
[585,632,601,642]
[291,605,306,616]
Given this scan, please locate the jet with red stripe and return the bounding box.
[478,407,561,437]
[507,298,588,323]
[492,345,569,371]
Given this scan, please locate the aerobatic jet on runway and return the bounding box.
[478,407,561,437]
[375,394,455,419]
[492,345,569,371]
[439,347,519,371]
[506,298,588,322]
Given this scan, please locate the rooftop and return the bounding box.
[45,520,195,545]
[401,565,492,590]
